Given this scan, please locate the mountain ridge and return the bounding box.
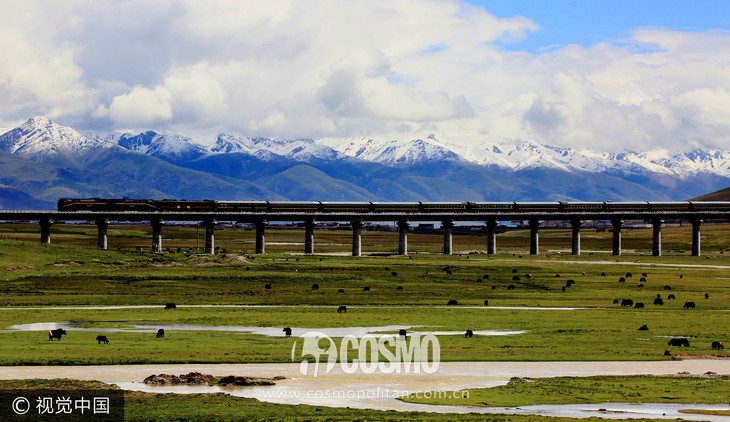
[0,116,727,208]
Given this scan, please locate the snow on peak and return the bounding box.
[116,131,207,162]
[210,134,341,161]
[328,137,459,165]
[0,116,111,164]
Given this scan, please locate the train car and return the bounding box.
[559,202,605,212]
[267,201,321,212]
[646,202,692,211]
[156,200,216,211]
[58,198,113,211]
[369,202,421,213]
[689,201,730,211]
[603,202,650,212]
[514,202,562,212]
[215,201,269,212]
[418,202,466,212]
[468,202,515,211]
[319,202,372,213]
[57,198,160,211]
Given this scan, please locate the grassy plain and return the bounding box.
[1,224,729,420]
[402,375,730,407]
[0,223,729,364]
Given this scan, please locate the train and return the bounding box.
[57,198,730,213]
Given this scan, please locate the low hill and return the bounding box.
[692,187,730,201]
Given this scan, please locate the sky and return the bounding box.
[1,0,729,152]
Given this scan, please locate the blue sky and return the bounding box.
[468,0,730,51]
[1,1,729,152]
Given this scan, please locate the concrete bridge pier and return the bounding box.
[442,220,454,255]
[486,218,497,255]
[304,219,315,254]
[351,220,364,257]
[529,219,541,255]
[652,218,663,256]
[612,219,623,256]
[692,219,702,257]
[204,220,216,254]
[255,220,267,254]
[39,218,53,244]
[151,219,163,252]
[397,220,409,255]
[96,219,110,250]
[571,219,583,256]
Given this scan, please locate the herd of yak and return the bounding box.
[45,268,725,354]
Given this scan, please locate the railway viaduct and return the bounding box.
[0,206,726,257]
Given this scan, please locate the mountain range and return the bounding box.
[0,116,728,209]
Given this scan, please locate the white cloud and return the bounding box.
[104,86,173,127]
[1,1,729,152]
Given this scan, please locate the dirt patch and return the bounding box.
[673,354,730,360]
[5,266,35,271]
[195,261,222,266]
[144,372,216,385]
[51,263,70,269]
[143,372,286,386]
[507,377,534,385]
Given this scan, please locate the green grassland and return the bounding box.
[401,374,730,407]
[0,223,728,364]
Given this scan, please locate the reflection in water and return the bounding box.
[8,322,527,338]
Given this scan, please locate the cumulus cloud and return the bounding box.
[0,0,729,151]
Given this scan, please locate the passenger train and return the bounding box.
[57,198,730,213]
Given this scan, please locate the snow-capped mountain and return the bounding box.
[115,131,208,163]
[0,117,113,162]
[210,135,342,162]
[0,117,113,165]
[327,136,460,166]
[1,115,730,208]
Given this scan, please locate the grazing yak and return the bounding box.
[484,300,489,306]
[712,341,724,350]
[447,299,459,305]
[667,294,676,300]
[621,299,634,307]
[613,299,619,304]
[283,327,292,337]
[337,306,347,313]
[337,289,345,293]
[668,338,690,347]
[684,301,696,309]
[465,329,473,338]
[399,329,407,338]
[637,324,648,331]
[96,335,109,344]
[48,329,67,341]
[156,329,165,338]
[634,302,644,309]
[311,284,319,290]
[362,286,370,291]
[396,286,403,291]
[618,277,626,283]
[165,303,177,310]
[653,298,664,306]
[705,293,710,299]
[264,284,272,290]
